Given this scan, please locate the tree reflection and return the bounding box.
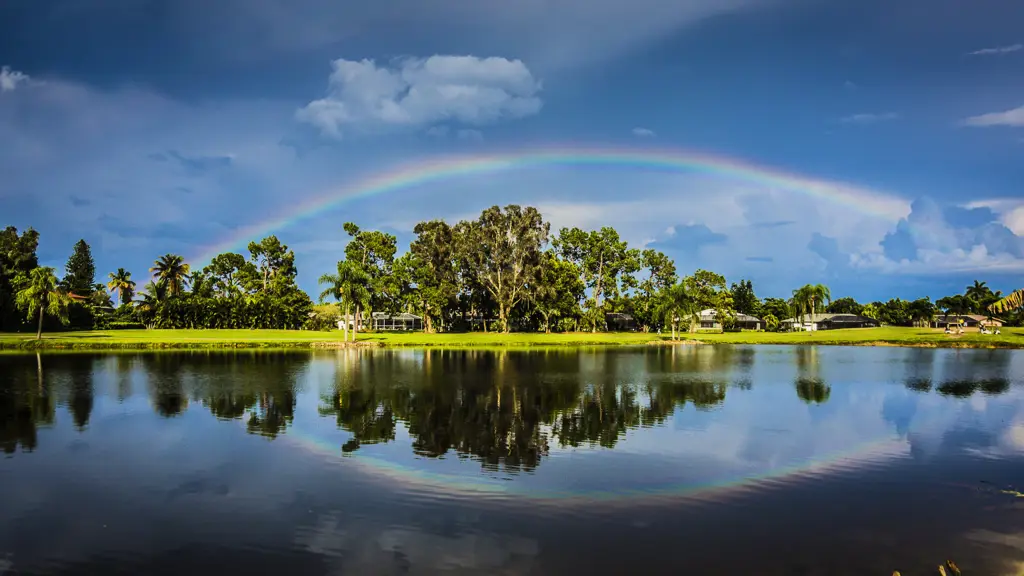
[313,349,728,472]
[794,347,830,405]
[936,378,1010,398]
[0,354,56,454]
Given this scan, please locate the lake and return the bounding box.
[2,346,1023,575]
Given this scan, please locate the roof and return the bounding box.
[934,314,1003,324]
[781,313,879,324]
[371,312,422,320]
[699,309,762,322]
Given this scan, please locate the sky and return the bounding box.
[2,0,1024,302]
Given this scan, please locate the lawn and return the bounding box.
[1,326,1023,350]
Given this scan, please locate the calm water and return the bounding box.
[2,346,1024,575]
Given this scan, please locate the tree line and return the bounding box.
[2,207,1022,338]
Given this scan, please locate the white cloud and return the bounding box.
[296,55,542,138]
[962,104,1024,127]
[0,66,29,92]
[838,112,900,124]
[967,44,1023,56]
[632,127,656,137]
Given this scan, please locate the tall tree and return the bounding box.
[655,281,698,340]
[106,268,136,306]
[825,296,863,315]
[16,267,73,339]
[730,279,759,316]
[202,253,252,297]
[685,269,734,328]
[531,252,585,333]
[790,283,831,324]
[318,260,370,342]
[0,226,40,330]
[553,226,636,331]
[458,205,549,333]
[62,239,96,297]
[247,236,296,294]
[343,223,399,323]
[407,220,460,333]
[150,254,191,297]
[633,249,677,331]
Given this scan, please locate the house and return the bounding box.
[605,312,637,332]
[931,314,1003,329]
[781,313,880,331]
[370,312,423,331]
[698,309,762,331]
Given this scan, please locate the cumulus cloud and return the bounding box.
[962,105,1024,128]
[0,66,29,92]
[855,197,1024,274]
[296,56,543,138]
[838,112,900,124]
[967,44,1023,56]
[632,127,656,137]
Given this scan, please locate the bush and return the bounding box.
[106,321,145,330]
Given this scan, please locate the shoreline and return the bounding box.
[1,328,1023,351]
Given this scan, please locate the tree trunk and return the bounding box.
[542,311,550,333]
[353,305,359,341]
[36,305,44,340]
[342,302,350,342]
[425,314,433,334]
[499,303,509,333]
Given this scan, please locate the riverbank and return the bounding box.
[1,327,1023,350]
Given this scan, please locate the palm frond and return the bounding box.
[988,288,1024,314]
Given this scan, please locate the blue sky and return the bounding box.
[2,0,1023,301]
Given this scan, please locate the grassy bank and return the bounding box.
[1,326,1024,350]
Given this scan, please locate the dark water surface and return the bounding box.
[2,346,1024,575]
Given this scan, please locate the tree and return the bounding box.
[965,280,991,312]
[553,226,637,331]
[62,239,96,297]
[319,260,370,342]
[407,220,460,333]
[655,281,697,340]
[343,223,399,317]
[990,289,1024,316]
[684,269,733,330]
[16,267,73,339]
[247,236,296,294]
[633,249,677,331]
[761,297,790,322]
[458,205,549,333]
[150,254,191,297]
[0,226,40,330]
[790,283,831,324]
[202,253,252,297]
[908,297,936,327]
[531,252,585,333]
[106,268,136,306]
[825,296,863,315]
[730,279,759,316]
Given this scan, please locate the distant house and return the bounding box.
[370,312,423,331]
[931,314,1003,329]
[605,312,637,332]
[698,309,762,331]
[781,313,880,331]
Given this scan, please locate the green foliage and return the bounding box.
[730,279,759,316]
[532,251,586,332]
[107,268,136,306]
[15,267,73,338]
[62,239,96,297]
[553,226,639,329]
[150,254,191,297]
[763,314,779,332]
[0,226,40,331]
[825,296,862,315]
[790,283,831,323]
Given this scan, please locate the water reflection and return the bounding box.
[2,347,1024,575]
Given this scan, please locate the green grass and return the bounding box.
[1,326,1024,350]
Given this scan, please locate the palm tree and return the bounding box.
[965,280,993,314]
[790,283,831,328]
[654,281,697,340]
[318,260,370,342]
[106,268,136,306]
[15,267,73,339]
[150,254,190,297]
[989,289,1024,316]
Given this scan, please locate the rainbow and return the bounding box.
[276,417,910,507]
[190,146,911,265]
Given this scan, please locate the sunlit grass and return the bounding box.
[1,326,1023,350]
